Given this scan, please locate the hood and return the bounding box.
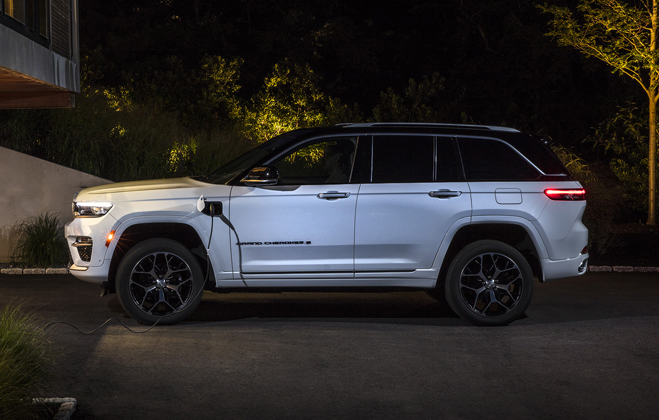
[76,177,207,199]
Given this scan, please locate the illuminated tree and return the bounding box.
[540,0,659,225]
[242,60,328,142]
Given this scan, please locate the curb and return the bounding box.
[1,267,69,275]
[33,398,77,420]
[588,266,659,273]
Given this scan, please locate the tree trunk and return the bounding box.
[649,97,657,225]
[649,0,658,225]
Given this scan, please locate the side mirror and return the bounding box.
[241,165,279,186]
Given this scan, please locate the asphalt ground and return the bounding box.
[1,273,658,420]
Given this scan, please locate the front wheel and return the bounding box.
[444,240,533,326]
[116,238,205,325]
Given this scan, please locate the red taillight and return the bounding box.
[544,188,586,201]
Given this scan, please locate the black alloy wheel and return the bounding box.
[445,240,533,326]
[116,238,205,325]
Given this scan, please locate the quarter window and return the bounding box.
[458,137,540,181]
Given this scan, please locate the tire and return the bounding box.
[116,238,205,325]
[444,240,533,326]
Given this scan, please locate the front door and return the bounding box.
[228,136,360,278]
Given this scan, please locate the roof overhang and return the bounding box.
[0,66,74,108]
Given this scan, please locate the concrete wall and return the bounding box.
[0,146,111,263]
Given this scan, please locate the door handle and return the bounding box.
[429,190,462,199]
[318,192,351,200]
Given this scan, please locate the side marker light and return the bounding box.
[105,231,116,247]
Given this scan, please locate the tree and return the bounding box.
[540,0,659,225]
[242,60,329,142]
[371,73,448,122]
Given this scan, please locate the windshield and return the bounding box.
[201,130,312,184]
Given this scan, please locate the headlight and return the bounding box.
[73,202,113,217]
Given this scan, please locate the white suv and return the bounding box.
[66,123,589,326]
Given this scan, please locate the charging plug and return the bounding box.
[204,201,223,217]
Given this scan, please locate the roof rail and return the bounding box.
[337,122,520,133]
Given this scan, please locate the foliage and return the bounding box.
[10,213,69,268]
[200,56,244,122]
[539,0,656,89]
[552,145,623,254]
[0,302,53,420]
[539,0,659,224]
[372,73,448,122]
[242,60,331,142]
[586,103,659,217]
[0,85,254,181]
[324,97,364,126]
[167,129,257,178]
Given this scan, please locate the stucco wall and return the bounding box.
[0,146,111,263]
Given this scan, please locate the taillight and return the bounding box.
[544,188,586,201]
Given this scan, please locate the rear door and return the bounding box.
[354,135,471,273]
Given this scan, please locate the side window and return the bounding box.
[271,137,356,185]
[372,135,434,183]
[437,137,462,182]
[458,137,540,181]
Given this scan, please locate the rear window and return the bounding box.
[506,135,569,176]
[458,137,540,181]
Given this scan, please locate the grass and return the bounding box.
[10,213,69,268]
[0,302,53,420]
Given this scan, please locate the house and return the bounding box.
[0,1,110,265]
[1,0,79,108]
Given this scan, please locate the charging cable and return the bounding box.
[42,317,160,334]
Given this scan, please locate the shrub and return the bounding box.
[0,302,53,420]
[10,213,69,268]
[552,144,623,254]
[585,102,659,220]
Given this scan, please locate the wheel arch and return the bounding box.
[107,222,209,294]
[437,222,544,288]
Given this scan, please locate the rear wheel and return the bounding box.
[445,240,533,326]
[116,238,205,325]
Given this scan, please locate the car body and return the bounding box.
[66,123,589,325]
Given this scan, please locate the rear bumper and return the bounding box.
[541,253,589,281]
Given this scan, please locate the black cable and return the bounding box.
[41,317,160,334]
[169,202,215,315]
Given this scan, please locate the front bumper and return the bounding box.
[69,260,111,285]
[65,216,116,284]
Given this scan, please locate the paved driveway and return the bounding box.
[1,273,658,420]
